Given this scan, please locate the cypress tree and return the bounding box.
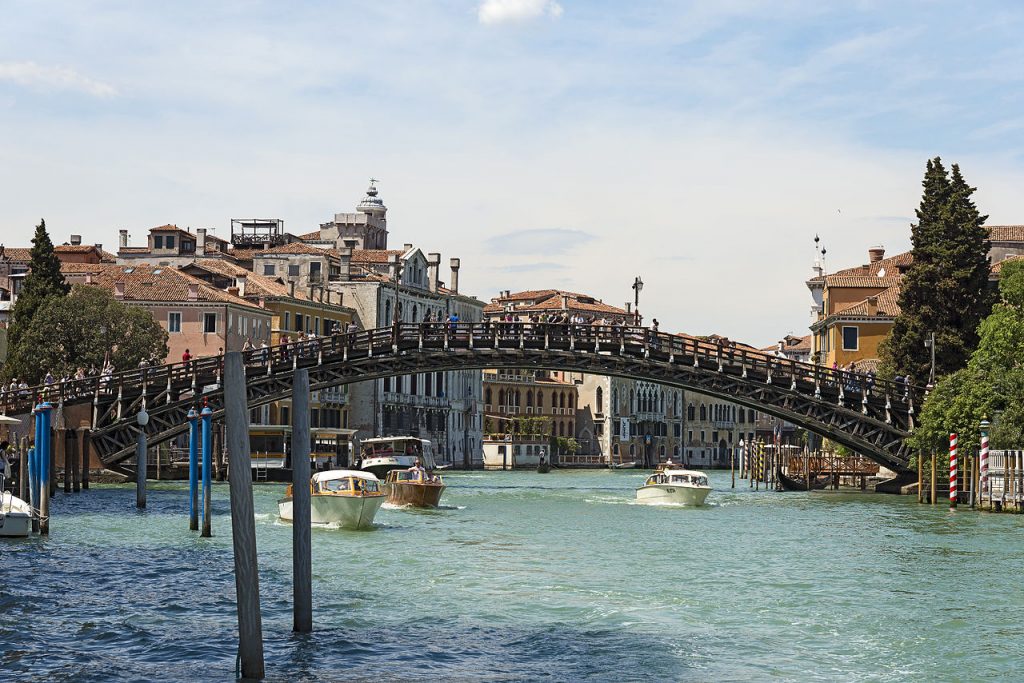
[880,158,993,383]
[4,219,71,381]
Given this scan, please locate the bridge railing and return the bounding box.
[0,321,920,419]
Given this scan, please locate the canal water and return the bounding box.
[3,470,1023,682]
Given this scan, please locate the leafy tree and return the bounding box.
[880,158,993,383]
[912,259,1024,452]
[5,219,71,379]
[5,285,168,383]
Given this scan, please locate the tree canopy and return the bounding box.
[4,285,168,383]
[4,219,71,380]
[880,158,993,384]
[912,259,1024,452]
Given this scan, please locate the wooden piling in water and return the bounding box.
[81,428,91,490]
[201,405,213,538]
[136,426,147,509]
[917,452,923,504]
[291,368,313,633]
[62,429,71,494]
[930,452,937,505]
[18,436,27,503]
[222,351,266,679]
[70,429,80,493]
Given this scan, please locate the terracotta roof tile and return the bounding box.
[824,274,901,289]
[60,263,264,309]
[989,225,1024,242]
[350,249,405,264]
[485,290,628,316]
[260,242,337,257]
[833,284,902,317]
[992,254,1024,275]
[188,259,310,300]
[297,229,322,240]
[0,247,32,261]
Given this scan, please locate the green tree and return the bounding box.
[6,285,168,383]
[912,259,1024,452]
[880,158,993,383]
[5,219,71,379]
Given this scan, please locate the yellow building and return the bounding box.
[810,274,901,368]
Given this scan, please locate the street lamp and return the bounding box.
[735,438,743,489]
[631,276,643,325]
[924,331,936,388]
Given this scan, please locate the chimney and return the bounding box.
[625,302,632,314]
[187,283,200,301]
[866,295,879,316]
[868,246,885,264]
[342,238,358,250]
[427,252,441,293]
[338,246,352,281]
[114,281,125,299]
[197,228,207,255]
[388,253,401,281]
[95,243,103,254]
[561,294,569,310]
[70,234,82,246]
[289,280,296,297]
[403,243,413,252]
[449,257,461,294]
[119,229,129,249]
[85,273,93,285]
[236,273,247,297]
[227,286,240,297]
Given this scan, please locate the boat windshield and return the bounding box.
[320,478,352,492]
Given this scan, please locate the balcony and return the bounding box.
[382,391,449,408]
[317,388,348,406]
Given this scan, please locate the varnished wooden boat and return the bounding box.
[278,470,384,529]
[383,469,446,508]
[777,467,832,492]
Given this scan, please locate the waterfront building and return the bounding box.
[250,183,485,467]
[808,226,1024,371]
[482,367,578,462]
[60,262,272,362]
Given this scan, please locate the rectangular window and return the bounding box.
[295,314,303,332]
[288,265,300,277]
[166,235,175,249]
[154,235,164,249]
[314,317,320,335]
[168,312,181,333]
[687,430,693,442]
[842,325,859,351]
[263,264,275,276]
[182,240,194,253]
[309,262,322,280]
[284,312,290,331]
[203,312,216,333]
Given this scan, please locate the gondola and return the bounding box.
[777,467,832,491]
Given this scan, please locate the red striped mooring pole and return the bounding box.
[949,433,957,510]
[980,424,990,502]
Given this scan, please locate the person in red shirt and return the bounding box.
[182,349,192,366]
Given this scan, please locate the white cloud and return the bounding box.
[478,0,563,25]
[0,61,116,97]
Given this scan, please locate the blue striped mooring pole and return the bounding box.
[188,407,199,531]
[38,401,52,535]
[201,404,213,537]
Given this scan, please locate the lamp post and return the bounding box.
[136,407,149,509]
[631,276,643,325]
[924,331,936,389]
[735,439,743,489]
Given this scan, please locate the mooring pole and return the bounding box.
[188,408,199,531]
[63,429,71,494]
[917,451,923,504]
[70,429,80,492]
[291,367,313,633]
[39,402,52,535]
[930,452,937,505]
[949,433,958,511]
[201,404,213,538]
[223,351,266,679]
[18,437,28,503]
[136,407,149,509]
[81,428,91,490]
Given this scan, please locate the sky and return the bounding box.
[2,1,1023,346]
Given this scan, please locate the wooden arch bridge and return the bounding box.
[3,323,922,475]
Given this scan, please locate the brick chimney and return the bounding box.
[388,253,401,281]
[338,246,352,281]
[113,281,125,299]
[119,229,129,249]
[866,295,879,316]
[236,273,247,297]
[427,252,441,293]
[450,257,461,294]
[227,286,239,297]
[403,243,413,252]
[868,246,885,264]
[561,294,569,310]
[187,283,200,301]
[289,280,296,297]
[197,228,207,255]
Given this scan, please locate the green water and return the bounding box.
[3,470,1023,681]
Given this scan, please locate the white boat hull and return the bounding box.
[278,494,384,529]
[635,484,711,506]
[1,493,32,537]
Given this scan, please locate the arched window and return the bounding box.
[700,404,707,421]
[514,390,521,407]
[485,387,492,405]
[748,409,755,422]
[383,376,391,392]
[674,445,680,457]
[526,391,534,407]
[436,372,444,397]
[613,443,619,456]
[738,408,745,423]
[498,389,505,406]
[384,300,392,326]
[612,388,618,414]
[559,393,565,409]
[660,445,666,457]
[596,387,604,413]
[630,389,635,413]
[425,373,433,396]
[412,304,418,321]
[629,444,636,456]
[410,374,418,395]
[687,404,695,420]
[570,394,575,409]
[537,392,545,409]
[558,421,565,436]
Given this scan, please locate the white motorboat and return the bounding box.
[1,491,32,538]
[278,470,385,530]
[356,437,436,480]
[636,465,712,506]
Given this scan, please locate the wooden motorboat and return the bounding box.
[1,491,32,538]
[777,467,832,491]
[357,436,437,480]
[383,468,446,508]
[636,466,711,506]
[278,470,385,529]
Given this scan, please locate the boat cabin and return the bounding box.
[359,436,436,469]
[384,469,443,485]
[644,470,709,487]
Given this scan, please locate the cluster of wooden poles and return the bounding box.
[918,432,1024,513]
[728,438,782,491]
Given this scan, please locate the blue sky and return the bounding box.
[2,1,1023,345]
